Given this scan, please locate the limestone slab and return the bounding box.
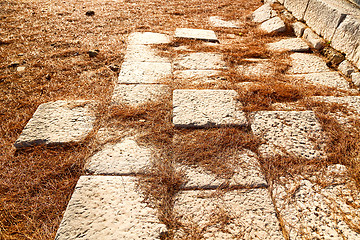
[302,28,326,50]
[117,62,172,84]
[237,59,276,77]
[124,45,170,63]
[15,100,95,149]
[173,52,227,70]
[174,28,219,42]
[288,53,330,74]
[173,90,247,128]
[251,4,277,23]
[55,176,166,240]
[338,60,356,77]
[111,84,170,106]
[208,16,239,28]
[284,0,310,20]
[352,72,360,87]
[292,21,307,37]
[267,38,310,52]
[85,138,152,175]
[127,32,170,45]
[173,70,224,85]
[174,189,284,239]
[251,111,326,159]
[260,17,286,33]
[290,72,350,90]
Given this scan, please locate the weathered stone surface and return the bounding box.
[284,0,310,20]
[174,28,219,42]
[312,96,360,114]
[267,38,310,52]
[173,70,224,85]
[338,60,356,77]
[290,72,350,90]
[237,58,276,77]
[251,111,326,159]
[15,100,95,149]
[55,176,166,240]
[124,45,170,63]
[111,84,170,106]
[173,52,227,70]
[85,138,152,175]
[173,90,247,128]
[117,62,172,84]
[260,17,286,33]
[288,53,330,74]
[321,47,345,66]
[175,149,267,189]
[127,32,171,45]
[251,4,277,23]
[352,72,360,87]
[208,16,239,28]
[174,189,284,239]
[292,21,307,37]
[302,28,326,50]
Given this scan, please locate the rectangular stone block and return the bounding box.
[127,32,171,45]
[124,45,170,63]
[55,176,166,240]
[302,28,326,50]
[15,100,96,149]
[172,89,247,128]
[284,0,310,20]
[173,52,227,70]
[174,28,219,42]
[260,17,286,33]
[173,70,224,85]
[290,72,350,90]
[288,53,330,74]
[267,38,310,52]
[208,16,239,28]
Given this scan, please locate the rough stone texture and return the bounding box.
[267,38,310,52]
[111,84,170,106]
[251,4,277,23]
[338,60,357,77]
[124,45,170,63]
[117,62,172,84]
[208,16,239,28]
[290,72,350,90]
[292,21,307,37]
[251,111,326,159]
[304,0,347,41]
[175,150,267,189]
[85,138,152,175]
[127,32,170,45]
[284,0,310,20]
[352,72,360,87]
[55,176,166,240]
[331,15,360,69]
[15,100,95,149]
[174,28,219,42]
[260,17,286,33]
[321,47,345,66]
[173,70,224,85]
[173,90,247,128]
[173,52,227,70]
[312,96,360,114]
[302,28,326,50]
[237,59,276,77]
[288,53,330,74]
[174,189,284,239]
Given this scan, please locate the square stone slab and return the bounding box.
[111,84,170,106]
[267,38,310,52]
[173,89,247,128]
[288,53,330,74]
[208,16,239,28]
[127,32,171,45]
[14,100,96,149]
[173,70,224,85]
[251,111,326,160]
[174,28,219,42]
[85,137,152,175]
[290,72,350,90]
[55,176,166,240]
[173,52,227,70]
[124,45,170,63]
[117,62,172,84]
[174,189,284,239]
[237,58,276,77]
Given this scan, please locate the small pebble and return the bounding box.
[85,10,95,16]
[88,50,99,57]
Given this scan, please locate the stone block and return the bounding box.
[14,100,96,149]
[321,47,345,66]
[208,16,239,28]
[292,22,307,37]
[290,72,350,90]
[127,32,171,45]
[173,52,227,70]
[312,96,360,114]
[172,89,247,128]
[288,53,330,74]
[352,72,360,87]
[117,62,172,84]
[302,28,326,50]
[111,84,170,106]
[267,38,310,52]
[338,60,356,77]
[174,189,284,239]
[251,111,326,159]
[284,0,310,20]
[124,45,170,63]
[260,17,286,33]
[173,70,224,85]
[55,176,166,239]
[237,59,276,77]
[251,4,277,23]
[174,28,219,42]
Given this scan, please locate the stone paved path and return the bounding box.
[15,1,360,239]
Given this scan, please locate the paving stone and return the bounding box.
[85,138,152,175]
[302,28,326,50]
[124,45,170,63]
[260,17,286,33]
[174,189,284,239]
[352,72,360,87]
[237,59,276,77]
[284,0,310,20]
[174,28,219,42]
[267,38,310,52]
[251,4,277,23]
[173,90,247,128]
[312,96,360,114]
[117,62,172,84]
[208,16,239,28]
[288,53,330,74]
[173,70,224,85]
[14,100,95,149]
[127,32,171,45]
[111,84,170,106]
[292,21,307,37]
[175,149,267,189]
[173,52,227,70]
[338,60,356,77]
[251,111,326,159]
[290,72,350,90]
[55,176,166,240]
